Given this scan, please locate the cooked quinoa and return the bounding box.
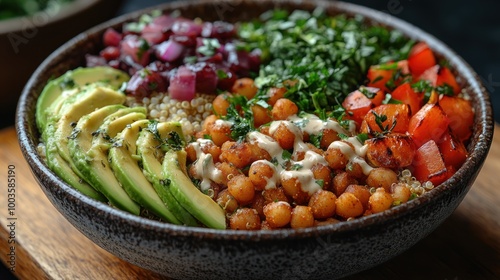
[126,92,215,139]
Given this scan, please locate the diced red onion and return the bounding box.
[126,69,168,98]
[103,28,122,47]
[155,40,184,62]
[172,18,202,37]
[189,62,218,94]
[120,34,151,66]
[168,66,196,101]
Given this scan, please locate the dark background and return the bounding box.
[2,0,499,278]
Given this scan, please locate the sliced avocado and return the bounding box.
[44,122,107,201]
[54,85,126,166]
[69,105,141,215]
[109,119,182,224]
[136,122,199,226]
[162,149,227,229]
[36,66,129,132]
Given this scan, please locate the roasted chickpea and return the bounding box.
[272,98,299,120]
[271,122,296,150]
[346,161,366,181]
[368,188,393,213]
[252,105,272,128]
[202,114,218,132]
[263,201,292,228]
[320,129,341,150]
[311,163,332,190]
[249,161,276,191]
[228,175,255,205]
[290,206,315,229]
[220,141,253,169]
[209,120,232,146]
[231,78,258,100]
[215,162,241,186]
[281,176,309,205]
[332,172,358,196]
[216,188,239,213]
[324,142,352,170]
[229,208,261,230]
[366,168,398,191]
[212,93,231,116]
[308,190,337,219]
[262,187,289,204]
[248,142,271,161]
[335,192,364,219]
[344,184,371,209]
[267,87,286,106]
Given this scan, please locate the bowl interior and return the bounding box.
[16,0,494,238]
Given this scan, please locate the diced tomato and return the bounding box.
[408,42,437,77]
[438,95,474,141]
[367,60,409,92]
[390,83,421,115]
[411,140,451,186]
[436,67,461,95]
[99,46,120,61]
[342,87,385,126]
[360,104,411,135]
[408,103,449,148]
[366,133,416,168]
[417,64,439,85]
[438,132,468,170]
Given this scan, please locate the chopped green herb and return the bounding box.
[290,164,303,170]
[59,77,76,90]
[197,38,221,57]
[282,150,292,161]
[315,179,324,187]
[309,133,322,149]
[382,93,403,104]
[356,133,368,144]
[435,84,455,96]
[238,10,414,113]
[359,87,376,99]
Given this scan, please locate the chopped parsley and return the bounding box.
[222,95,255,142]
[238,9,414,113]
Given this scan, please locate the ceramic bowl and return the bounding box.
[0,0,122,128]
[16,0,493,279]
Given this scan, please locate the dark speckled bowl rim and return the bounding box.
[16,0,493,240]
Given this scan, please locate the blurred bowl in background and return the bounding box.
[0,0,122,128]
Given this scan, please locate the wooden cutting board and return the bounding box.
[0,125,499,279]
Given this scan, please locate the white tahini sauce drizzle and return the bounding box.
[190,139,223,191]
[194,113,373,194]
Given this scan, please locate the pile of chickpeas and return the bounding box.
[185,78,416,230]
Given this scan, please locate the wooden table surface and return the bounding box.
[0,125,499,280]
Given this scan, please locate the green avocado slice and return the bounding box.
[69,105,141,215]
[36,66,129,133]
[43,85,126,200]
[109,119,182,224]
[44,122,107,201]
[54,85,126,167]
[162,149,227,229]
[136,122,199,226]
